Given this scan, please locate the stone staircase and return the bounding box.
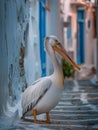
[40,80,98,130]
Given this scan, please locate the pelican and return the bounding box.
[21,36,80,123]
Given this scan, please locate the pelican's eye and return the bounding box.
[55,40,58,44]
[54,40,59,46]
[54,40,61,48]
[57,42,61,46]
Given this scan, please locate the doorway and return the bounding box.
[77,9,85,64]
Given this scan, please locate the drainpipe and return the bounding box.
[95,0,98,84]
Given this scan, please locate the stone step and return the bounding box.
[51,109,98,114]
[58,102,98,106]
[41,124,97,130]
[54,106,93,111]
[60,97,98,101]
[63,90,98,93]
[62,92,98,96]
[62,94,98,97]
[50,113,98,120]
[55,104,98,109]
[41,119,98,130]
[48,119,98,125]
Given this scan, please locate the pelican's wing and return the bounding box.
[22,77,52,117]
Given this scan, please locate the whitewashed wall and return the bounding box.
[24,0,41,86]
[7,0,30,106]
[46,0,64,75]
[0,0,30,114]
[0,0,8,114]
[85,5,96,65]
[61,0,77,61]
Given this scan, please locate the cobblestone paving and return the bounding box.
[0,80,98,130]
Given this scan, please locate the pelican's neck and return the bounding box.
[48,49,64,86]
[52,52,62,74]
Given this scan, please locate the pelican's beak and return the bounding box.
[52,43,80,71]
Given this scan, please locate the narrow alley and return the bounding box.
[0,0,98,130]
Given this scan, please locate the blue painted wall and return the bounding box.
[39,0,46,76]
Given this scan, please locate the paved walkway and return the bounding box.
[0,79,98,130]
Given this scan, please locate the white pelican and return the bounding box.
[21,36,80,123]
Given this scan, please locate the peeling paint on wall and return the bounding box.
[19,43,25,76]
[7,0,30,106]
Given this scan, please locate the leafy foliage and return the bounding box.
[62,58,75,78]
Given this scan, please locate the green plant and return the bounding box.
[62,58,75,78]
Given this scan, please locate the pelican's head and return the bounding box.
[45,35,80,71]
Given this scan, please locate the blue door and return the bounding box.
[39,0,46,76]
[77,10,85,64]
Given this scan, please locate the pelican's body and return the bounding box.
[22,76,64,116]
[22,36,80,123]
